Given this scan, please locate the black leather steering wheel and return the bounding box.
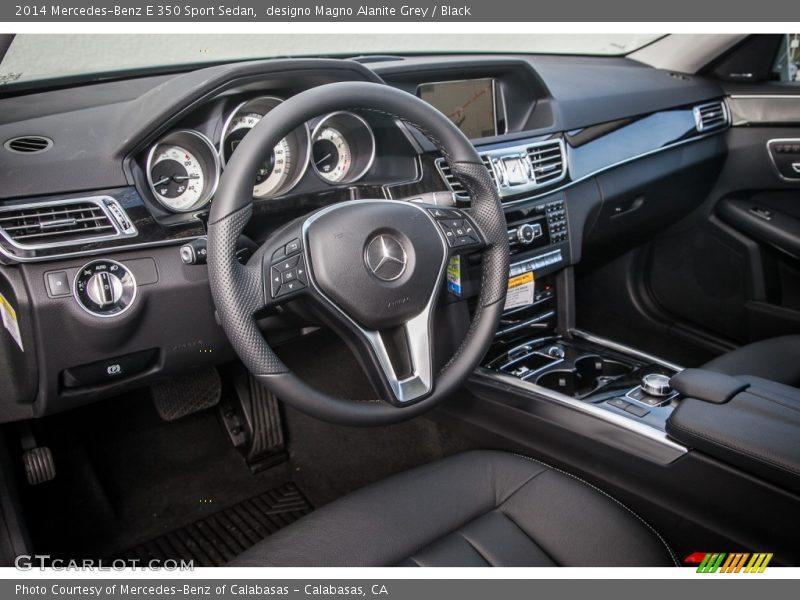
[207,81,509,426]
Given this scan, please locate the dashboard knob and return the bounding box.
[515,223,537,245]
[641,373,672,397]
[85,271,123,308]
[74,259,137,317]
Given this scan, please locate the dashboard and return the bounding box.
[0,53,733,421]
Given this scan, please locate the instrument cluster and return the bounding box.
[144,95,377,213]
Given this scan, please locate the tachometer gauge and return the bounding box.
[313,127,352,183]
[311,112,375,185]
[146,130,219,213]
[220,96,310,198]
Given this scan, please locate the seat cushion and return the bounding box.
[703,335,800,387]
[228,450,677,567]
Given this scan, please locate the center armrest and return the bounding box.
[667,371,800,495]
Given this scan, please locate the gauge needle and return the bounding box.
[173,174,200,182]
[152,176,171,186]
[315,153,332,166]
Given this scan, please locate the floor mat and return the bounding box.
[115,483,311,567]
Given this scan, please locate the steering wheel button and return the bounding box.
[275,255,300,272]
[285,238,301,255]
[296,259,308,284]
[270,268,283,298]
[271,247,285,261]
[282,269,297,283]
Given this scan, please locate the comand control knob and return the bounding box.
[74,259,137,317]
[641,373,672,397]
[515,223,540,245]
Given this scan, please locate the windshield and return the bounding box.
[0,33,661,89]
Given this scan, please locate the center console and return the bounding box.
[473,187,685,446]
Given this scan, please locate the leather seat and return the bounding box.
[229,450,677,567]
[703,335,800,387]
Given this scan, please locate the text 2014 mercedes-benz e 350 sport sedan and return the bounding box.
[0,33,799,567]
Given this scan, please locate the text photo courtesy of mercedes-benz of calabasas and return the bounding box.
[0,33,799,568]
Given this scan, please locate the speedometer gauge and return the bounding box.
[150,146,205,210]
[220,96,310,198]
[311,112,375,185]
[146,130,219,213]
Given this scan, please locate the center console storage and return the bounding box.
[667,369,800,495]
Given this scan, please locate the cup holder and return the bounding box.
[575,355,630,380]
[535,354,635,397]
[536,370,579,395]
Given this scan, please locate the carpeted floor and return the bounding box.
[15,331,477,563]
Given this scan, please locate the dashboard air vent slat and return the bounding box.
[0,197,137,253]
[435,155,496,200]
[693,101,729,133]
[481,155,498,187]
[4,136,53,154]
[435,159,467,198]
[526,140,566,185]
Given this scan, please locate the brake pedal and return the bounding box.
[17,422,55,485]
[151,367,221,421]
[220,367,285,472]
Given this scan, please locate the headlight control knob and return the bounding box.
[86,271,123,308]
[74,259,137,317]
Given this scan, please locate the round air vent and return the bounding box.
[4,135,53,154]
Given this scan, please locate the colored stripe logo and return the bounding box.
[684,552,773,573]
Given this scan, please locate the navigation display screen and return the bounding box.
[417,78,498,139]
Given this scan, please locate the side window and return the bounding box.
[772,34,800,82]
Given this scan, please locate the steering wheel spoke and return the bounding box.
[344,292,437,406]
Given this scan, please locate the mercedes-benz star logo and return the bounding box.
[365,234,408,282]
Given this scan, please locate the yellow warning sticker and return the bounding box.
[504,271,535,311]
[0,292,23,352]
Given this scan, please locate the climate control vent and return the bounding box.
[435,156,495,199]
[693,101,729,132]
[0,196,137,252]
[4,136,53,154]
[526,140,566,186]
[482,155,498,187]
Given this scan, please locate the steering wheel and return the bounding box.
[207,81,509,426]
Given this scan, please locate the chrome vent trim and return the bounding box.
[693,101,729,132]
[4,136,53,154]
[481,155,498,187]
[436,140,568,202]
[0,196,137,255]
[526,139,567,186]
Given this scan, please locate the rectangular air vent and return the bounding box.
[693,101,729,133]
[435,158,467,198]
[0,196,137,252]
[526,140,566,186]
[436,155,497,200]
[482,155,498,188]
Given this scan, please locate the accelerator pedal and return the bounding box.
[220,367,285,472]
[152,367,221,421]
